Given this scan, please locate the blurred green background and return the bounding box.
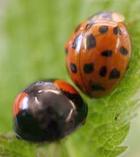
[0,0,140,157]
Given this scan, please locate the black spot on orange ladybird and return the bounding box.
[65,12,131,97]
[13,80,88,142]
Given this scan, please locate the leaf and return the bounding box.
[0,134,37,157]
[0,0,140,157]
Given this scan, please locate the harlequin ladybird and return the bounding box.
[13,80,88,142]
[65,12,131,97]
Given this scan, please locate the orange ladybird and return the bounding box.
[65,12,131,98]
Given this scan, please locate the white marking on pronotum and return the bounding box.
[22,96,29,110]
[66,100,76,122]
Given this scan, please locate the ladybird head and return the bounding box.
[88,12,125,24]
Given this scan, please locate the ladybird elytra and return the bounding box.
[65,12,131,97]
[13,80,88,142]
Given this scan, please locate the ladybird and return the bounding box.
[65,12,131,97]
[13,80,88,142]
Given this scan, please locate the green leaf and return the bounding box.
[0,0,140,157]
[0,134,37,157]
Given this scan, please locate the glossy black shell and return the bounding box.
[13,80,88,142]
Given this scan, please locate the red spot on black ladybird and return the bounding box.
[13,92,28,116]
[54,80,77,94]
